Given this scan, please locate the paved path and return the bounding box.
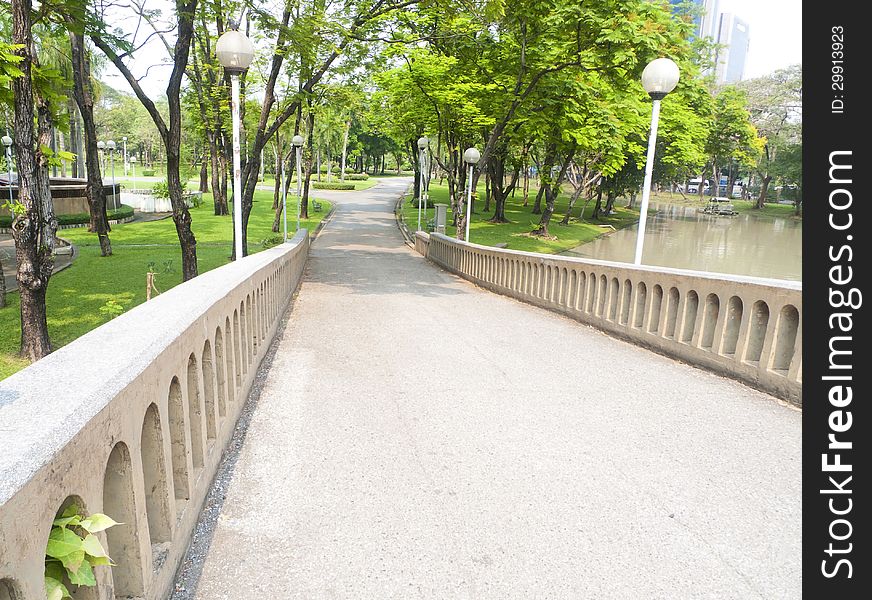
[1,235,75,293]
[192,178,801,599]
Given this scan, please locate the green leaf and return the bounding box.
[61,504,82,519]
[44,576,71,600]
[44,560,66,582]
[81,534,109,559]
[89,555,113,566]
[79,513,120,533]
[52,515,82,529]
[58,550,86,574]
[67,559,96,587]
[46,527,84,559]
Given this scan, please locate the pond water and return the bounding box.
[561,203,802,281]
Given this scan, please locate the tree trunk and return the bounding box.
[754,173,772,209]
[0,259,6,309]
[534,146,576,237]
[68,28,112,256]
[300,110,314,220]
[199,159,209,193]
[11,0,55,359]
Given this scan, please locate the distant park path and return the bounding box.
[188,177,801,599]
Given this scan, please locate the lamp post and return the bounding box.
[462,147,480,242]
[122,136,128,176]
[416,136,428,231]
[2,135,12,205]
[634,57,679,265]
[97,140,105,175]
[216,27,255,260]
[107,140,117,210]
[129,155,137,192]
[292,134,304,232]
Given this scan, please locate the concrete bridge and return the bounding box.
[0,178,801,599]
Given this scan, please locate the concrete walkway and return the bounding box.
[191,178,801,599]
[1,235,75,293]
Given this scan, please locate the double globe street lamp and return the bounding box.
[462,147,481,242]
[216,27,255,260]
[416,136,430,232]
[634,57,680,265]
[292,134,304,234]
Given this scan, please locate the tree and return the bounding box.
[701,86,763,200]
[8,0,62,359]
[738,65,802,208]
[66,1,112,256]
[92,0,201,280]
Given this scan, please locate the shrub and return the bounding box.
[312,182,355,190]
[345,173,369,180]
[141,169,156,176]
[261,235,284,249]
[2,205,134,228]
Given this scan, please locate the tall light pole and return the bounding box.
[122,136,128,176]
[462,147,480,242]
[216,28,255,260]
[107,140,117,210]
[97,140,105,175]
[416,136,428,231]
[2,135,13,205]
[634,57,680,265]
[292,134,304,232]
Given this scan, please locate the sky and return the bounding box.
[718,0,802,78]
[102,0,804,99]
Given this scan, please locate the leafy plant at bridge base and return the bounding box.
[45,504,119,599]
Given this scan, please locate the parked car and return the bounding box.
[686,179,710,194]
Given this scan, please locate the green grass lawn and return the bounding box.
[400,184,642,254]
[0,190,331,380]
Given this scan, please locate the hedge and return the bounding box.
[141,169,156,176]
[312,182,355,190]
[345,173,369,180]
[1,205,135,228]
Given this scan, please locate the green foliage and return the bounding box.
[98,298,125,318]
[1,205,134,228]
[44,504,119,600]
[141,169,156,177]
[260,235,284,249]
[0,42,24,107]
[312,182,355,190]
[345,173,369,180]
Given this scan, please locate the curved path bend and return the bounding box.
[192,178,800,599]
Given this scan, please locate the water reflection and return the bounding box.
[562,203,802,281]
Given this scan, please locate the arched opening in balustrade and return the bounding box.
[239,301,249,375]
[214,328,227,418]
[771,304,800,372]
[587,272,597,313]
[597,275,608,317]
[620,279,632,325]
[228,315,240,396]
[649,285,663,332]
[201,341,217,439]
[233,309,243,383]
[0,579,22,600]
[167,377,190,505]
[140,403,172,545]
[103,442,145,598]
[665,287,681,338]
[233,303,248,376]
[682,291,699,343]
[744,300,770,363]
[634,282,647,328]
[559,268,568,305]
[525,263,532,295]
[186,354,205,469]
[701,294,721,350]
[544,266,553,301]
[568,270,577,308]
[576,271,586,311]
[608,277,620,321]
[723,296,744,356]
[245,295,254,362]
[47,497,100,600]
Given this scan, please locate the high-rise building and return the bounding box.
[714,13,750,84]
[669,0,720,39]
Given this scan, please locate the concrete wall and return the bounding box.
[418,232,801,404]
[0,231,309,599]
